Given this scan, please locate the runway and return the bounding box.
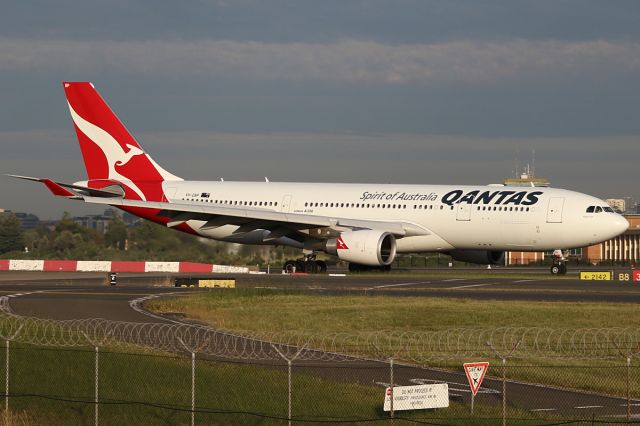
[0,270,638,420]
[1,270,640,321]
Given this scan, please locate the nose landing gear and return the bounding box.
[550,249,568,275]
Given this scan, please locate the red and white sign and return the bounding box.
[0,259,249,274]
[634,270,640,282]
[463,362,489,396]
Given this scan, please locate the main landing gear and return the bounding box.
[550,249,568,275]
[282,254,327,274]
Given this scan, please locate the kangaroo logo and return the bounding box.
[68,103,148,200]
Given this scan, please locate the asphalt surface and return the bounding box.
[0,270,639,420]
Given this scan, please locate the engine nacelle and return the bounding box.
[447,249,505,265]
[325,230,397,266]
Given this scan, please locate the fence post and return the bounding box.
[94,346,99,426]
[627,356,631,423]
[610,339,639,425]
[271,344,305,426]
[5,339,9,413]
[80,330,113,426]
[177,336,213,426]
[502,357,506,426]
[191,352,195,426]
[486,339,521,426]
[389,357,394,420]
[3,325,23,414]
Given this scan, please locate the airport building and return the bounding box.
[0,209,41,230]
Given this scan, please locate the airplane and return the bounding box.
[8,82,629,275]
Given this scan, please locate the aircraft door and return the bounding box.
[456,203,471,221]
[281,194,292,212]
[546,197,564,223]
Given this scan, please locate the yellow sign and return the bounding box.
[198,279,236,288]
[579,271,612,281]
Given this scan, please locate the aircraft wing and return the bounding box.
[80,195,430,238]
[8,174,430,240]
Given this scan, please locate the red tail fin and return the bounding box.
[63,82,181,201]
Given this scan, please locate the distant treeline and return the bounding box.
[0,212,300,266]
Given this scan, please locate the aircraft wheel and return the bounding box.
[283,260,297,273]
[303,261,317,273]
[316,260,327,273]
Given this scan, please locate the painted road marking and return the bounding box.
[574,405,603,409]
[17,290,157,297]
[448,283,499,289]
[513,280,534,283]
[369,281,431,289]
[443,278,466,282]
[531,408,557,412]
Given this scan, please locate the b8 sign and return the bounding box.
[634,270,640,282]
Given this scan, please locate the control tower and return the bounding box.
[503,164,550,187]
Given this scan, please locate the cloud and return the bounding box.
[1,38,639,85]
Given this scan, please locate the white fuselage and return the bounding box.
[161,181,629,253]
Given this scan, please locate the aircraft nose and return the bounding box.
[609,214,629,237]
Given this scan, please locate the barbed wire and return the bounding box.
[0,296,639,362]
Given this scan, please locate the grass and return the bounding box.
[0,343,572,425]
[147,289,640,332]
[146,289,640,399]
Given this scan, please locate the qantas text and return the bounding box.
[358,190,543,206]
[441,190,543,206]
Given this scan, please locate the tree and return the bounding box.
[0,214,25,255]
[105,215,128,249]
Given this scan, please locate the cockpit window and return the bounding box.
[586,205,615,213]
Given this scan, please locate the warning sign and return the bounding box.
[383,383,449,411]
[463,362,489,396]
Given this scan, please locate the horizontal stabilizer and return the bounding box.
[5,174,124,198]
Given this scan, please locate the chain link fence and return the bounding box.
[0,297,639,424]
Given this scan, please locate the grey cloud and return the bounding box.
[1,39,639,85]
[3,1,640,43]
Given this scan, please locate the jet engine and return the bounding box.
[325,230,397,266]
[447,249,505,265]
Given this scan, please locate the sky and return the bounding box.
[1,0,639,219]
